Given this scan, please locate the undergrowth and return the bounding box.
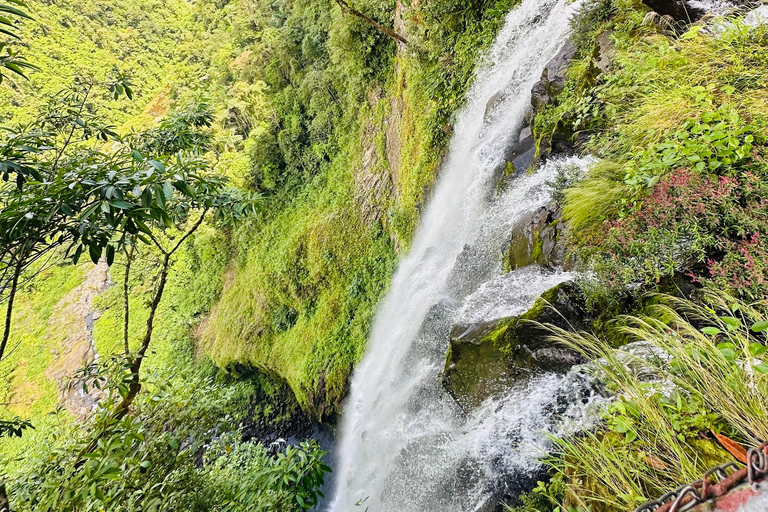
[543,290,768,510]
[199,0,524,417]
[535,0,768,298]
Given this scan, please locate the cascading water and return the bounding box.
[329,0,598,509]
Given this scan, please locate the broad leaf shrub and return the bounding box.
[581,165,768,297]
[548,9,768,298]
[7,360,330,511]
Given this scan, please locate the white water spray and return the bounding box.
[329,0,594,509]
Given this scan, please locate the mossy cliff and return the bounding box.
[193,0,521,419]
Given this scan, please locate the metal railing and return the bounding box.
[633,442,768,512]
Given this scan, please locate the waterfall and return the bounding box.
[329,0,594,509]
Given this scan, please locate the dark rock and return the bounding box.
[641,0,705,21]
[484,89,506,124]
[530,41,577,112]
[491,42,578,182]
[595,30,615,72]
[443,280,589,411]
[237,368,317,445]
[501,203,566,271]
[446,244,499,299]
[518,126,532,142]
[492,127,537,192]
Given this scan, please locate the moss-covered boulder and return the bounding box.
[443,280,588,411]
[502,203,566,272]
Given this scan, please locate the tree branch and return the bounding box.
[122,242,135,354]
[51,81,93,179]
[0,255,23,362]
[334,0,408,45]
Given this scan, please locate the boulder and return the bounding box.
[491,125,537,193]
[641,0,705,21]
[530,41,577,112]
[483,89,506,124]
[446,244,500,299]
[595,31,615,72]
[505,128,536,175]
[502,203,566,271]
[443,281,588,411]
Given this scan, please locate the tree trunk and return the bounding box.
[0,480,10,512]
[122,244,135,354]
[0,258,23,362]
[334,0,408,44]
[113,253,170,418]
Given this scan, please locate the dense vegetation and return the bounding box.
[2,0,768,509]
[191,0,523,417]
[510,1,768,511]
[0,0,526,508]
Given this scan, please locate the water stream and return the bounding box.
[329,0,596,509]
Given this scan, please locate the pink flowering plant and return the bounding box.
[578,109,768,298]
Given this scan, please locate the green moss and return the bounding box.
[0,262,87,456]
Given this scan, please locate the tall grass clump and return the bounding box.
[544,290,768,510]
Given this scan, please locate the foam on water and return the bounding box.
[327,0,598,508]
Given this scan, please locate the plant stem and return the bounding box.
[0,256,23,362]
[122,243,135,354]
[112,209,208,418]
[333,0,408,45]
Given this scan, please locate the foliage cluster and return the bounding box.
[5,361,329,511]
[544,291,768,510]
[533,0,768,298]
[0,0,193,127]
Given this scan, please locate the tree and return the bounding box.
[0,0,37,83]
[0,76,131,362]
[333,0,408,45]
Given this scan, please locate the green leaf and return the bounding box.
[721,316,740,331]
[89,243,102,264]
[173,179,195,197]
[72,245,83,264]
[106,245,115,266]
[612,416,630,433]
[749,344,767,358]
[149,160,165,172]
[109,200,132,210]
[125,218,138,235]
[754,363,768,374]
[701,327,721,336]
[154,184,166,208]
[718,346,737,363]
[751,321,768,332]
[141,187,152,209]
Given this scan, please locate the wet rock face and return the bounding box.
[530,41,577,112]
[502,203,566,271]
[641,0,705,21]
[443,280,588,411]
[595,31,615,72]
[446,244,500,300]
